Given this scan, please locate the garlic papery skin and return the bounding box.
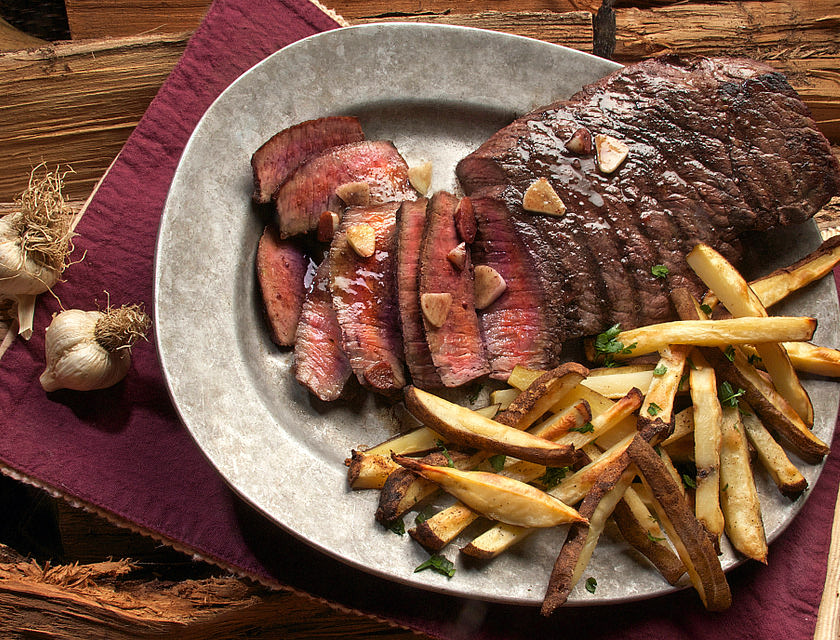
[40,306,150,392]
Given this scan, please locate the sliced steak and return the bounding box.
[294,257,352,402]
[419,191,489,387]
[251,116,365,204]
[396,198,442,389]
[274,141,415,238]
[457,55,840,344]
[330,202,406,395]
[256,225,310,346]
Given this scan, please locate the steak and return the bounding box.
[294,257,352,402]
[457,55,840,347]
[418,191,489,387]
[274,140,416,238]
[251,116,365,204]
[330,202,406,395]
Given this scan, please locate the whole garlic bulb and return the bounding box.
[40,305,151,392]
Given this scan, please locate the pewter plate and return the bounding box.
[154,23,839,606]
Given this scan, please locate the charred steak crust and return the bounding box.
[330,202,406,395]
[457,55,840,342]
[251,116,365,204]
[419,191,490,387]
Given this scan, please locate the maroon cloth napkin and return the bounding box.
[1,1,838,637]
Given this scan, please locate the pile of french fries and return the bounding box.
[346,236,840,615]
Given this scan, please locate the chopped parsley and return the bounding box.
[647,402,662,416]
[539,466,570,489]
[414,507,436,525]
[686,357,697,370]
[724,345,736,362]
[646,531,666,543]
[653,364,668,376]
[435,440,455,468]
[718,381,746,408]
[414,554,456,578]
[388,519,406,536]
[488,454,507,473]
[748,353,762,366]
[594,324,637,367]
[682,473,697,489]
[570,422,595,434]
[585,577,598,594]
[722,483,729,492]
[652,264,669,278]
[699,303,713,315]
[679,371,690,388]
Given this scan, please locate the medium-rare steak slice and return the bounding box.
[330,202,406,395]
[294,257,352,402]
[256,225,310,346]
[457,55,840,343]
[419,191,489,387]
[274,141,415,238]
[396,198,442,389]
[251,116,365,203]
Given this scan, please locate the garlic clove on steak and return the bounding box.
[594,134,629,174]
[447,242,467,270]
[317,210,340,242]
[408,161,433,195]
[346,223,376,258]
[421,292,453,328]
[335,181,371,206]
[565,127,593,155]
[474,265,507,309]
[523,178,567,217]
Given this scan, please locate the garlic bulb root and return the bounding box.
[40,304,152,392]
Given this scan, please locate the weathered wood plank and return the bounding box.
[0,33,189,201]
[65,0,211,39]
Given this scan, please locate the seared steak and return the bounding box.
[274,141,415,238]
[330,202,406,395]
[256,226,310,346]
[419,191,489,387]
[251,116,364,203]
[396,198,442,389]
[294,257,352,402]
[457,55,840,344]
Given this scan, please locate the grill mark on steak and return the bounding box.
[251,116,365,204]
[274,141,416,238]
[330,202,406,395]
[396,198,442,389]
[256,225,310,347]
[294,257,352,402]
[419,191,490,387]
[471,187,558,378]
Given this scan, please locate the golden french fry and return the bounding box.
[364,426,441,457]
[662,407,695,447]
[347,450,401,489]
[638,345,689,442]
[687,243,813,426]
[494,363,589,429]
[741,407,807,498]
[507,364,543,391]
[719,405,768,563]
[489,387,519,410]
[393,455,587,528]
[582,365,655,398]
[742,341,840,379]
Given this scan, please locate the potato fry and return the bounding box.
[743,341,840,378]
[687,243,813,426]
[741,407,807,498]
[612,316,816,358]
[689,351,725,541]
[627,434,731,612]
[490,387,519,410]
[494,363,589,429]
[719,406,768,563]
[662,407,694,447]
[404,386,578,466]
[507,364,543,391]
[364,426,441,457]
[347,450,401,489]
[582,365,655,398]
[638,345,689,442]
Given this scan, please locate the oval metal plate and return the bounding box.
[154,23,839,606]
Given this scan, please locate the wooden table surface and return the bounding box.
[1,1,839,638]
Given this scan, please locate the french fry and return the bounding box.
[490,387,519,410]
[612,485,685,585]
[627,434,732,612]
[689,351,725,542]
[541,463,637,615]
[507,364,543,391]
[742,341,840,379]
[553,388,643,450]
[494,363,589,429]
[719,405,768,563]
[612,316,816,359]
[637,345,689,442]
[656,445,686,499]
[393,455,587,528]
[364,426,441,457]
[404,386,578,466]
[687,243,814,426]
[741,407,807,498]
[661,407,694,447]
[581,365,655,398]
[347,450,401,489]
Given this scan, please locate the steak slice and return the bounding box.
[396,198,442,389]
[330,202,406,395]
[419,191,489,387]
[457,55,840,342]
[256,225,310,346]
[251,116,365,204]
[274,141,416,238]
[294,257,352,402]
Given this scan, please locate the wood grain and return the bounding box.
[0,33,188,201]
[65,0,211,38]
